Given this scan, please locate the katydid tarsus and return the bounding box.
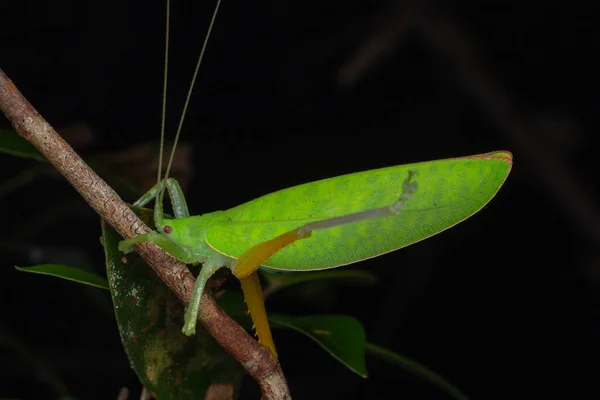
[118,0,513,358]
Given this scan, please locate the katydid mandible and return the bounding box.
[118,0,513,357]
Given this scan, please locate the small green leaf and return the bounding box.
[0,128,46,162]
[263,269,378,294]
[102,208,244,399]
[366,342,469,400]
[216,292,369,377]
[15,264,109,290]
[270,314,368,378]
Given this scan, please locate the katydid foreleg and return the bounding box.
[132,177,190,219]
[118,178,232,337]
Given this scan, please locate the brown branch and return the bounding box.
[0,68,290,400]
[336,1,415,87]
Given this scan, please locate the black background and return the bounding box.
[1,0,599,399]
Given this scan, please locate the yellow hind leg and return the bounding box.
[239,272,276,356]
[234,228,312,357]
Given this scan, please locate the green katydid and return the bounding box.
[118,0,513,358]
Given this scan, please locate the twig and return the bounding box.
[140,386,151,400]
[117,387,129,400]
[336,1,415,87]
[0,68,290,400]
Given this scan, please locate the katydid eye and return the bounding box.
[163,226,172,233]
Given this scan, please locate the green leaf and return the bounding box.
[366,342,469,400]
[15,264,109,290]
[270,314,368,378]
[0,128,46,162]
[216,292,369,377]
[263,268,378,294]
[101,208,244,399]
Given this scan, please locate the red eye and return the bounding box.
[163,226,172,233]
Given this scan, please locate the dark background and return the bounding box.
[1,0,599,399]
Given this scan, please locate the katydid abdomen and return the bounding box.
[207,151,512,271]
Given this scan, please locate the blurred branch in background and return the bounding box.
[333,0,600,278]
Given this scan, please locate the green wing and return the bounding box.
[206,151,512,271]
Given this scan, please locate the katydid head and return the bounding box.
[159,215,217,251]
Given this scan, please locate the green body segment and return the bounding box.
[204,151,512,271]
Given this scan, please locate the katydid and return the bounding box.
[118,0,513,358]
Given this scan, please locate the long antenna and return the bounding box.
[163,0,223,182]
[157,0,171,187]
